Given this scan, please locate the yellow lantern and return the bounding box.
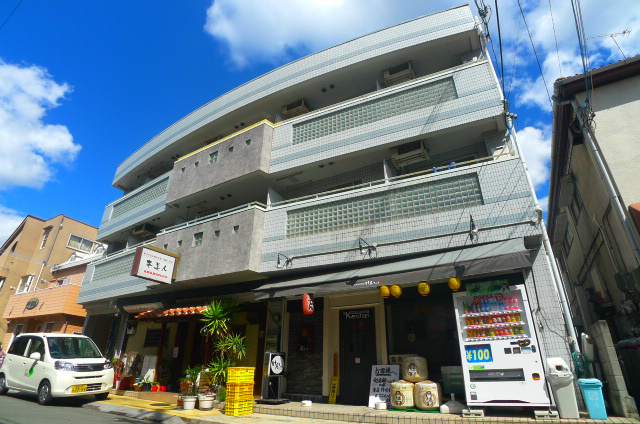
[418,282,431,296]
[448,277,461,291]
[380,285,390,298]
[390,284,402,298]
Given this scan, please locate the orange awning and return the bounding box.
[135,306,207,320]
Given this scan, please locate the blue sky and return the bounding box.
[1,0,639,244]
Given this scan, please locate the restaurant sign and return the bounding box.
[131,245,180,284]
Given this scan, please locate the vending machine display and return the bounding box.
[453,283,550,407]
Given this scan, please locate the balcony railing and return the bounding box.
[2,284,85,319]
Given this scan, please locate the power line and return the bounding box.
[507,16,522,103]
[494,0,506,95]
[517,0,553,110]
[548,0,562,76]
[571,0,593,108]
[0,0,23,32]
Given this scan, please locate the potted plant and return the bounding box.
[201,299,247,393]
[198,369,216,410]
[112,358,125,390]
[141,376,152,391]
[181,365,201,410]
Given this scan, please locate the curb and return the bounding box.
[83,401,186,424]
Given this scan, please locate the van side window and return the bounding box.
[8,336,29,356]
[26,337,45,357]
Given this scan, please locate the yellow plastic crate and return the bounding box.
[226,383,254,402]
[225,400,254,416]
[227,367,255,383]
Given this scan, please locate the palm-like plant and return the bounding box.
[201,299,247,386]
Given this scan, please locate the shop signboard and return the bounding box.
[466,279,509,295]
[368,364,400,407]
[267,352,286,376]
[329,376,339,404]
[131,245,180,284]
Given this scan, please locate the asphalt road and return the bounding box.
[0,391,149,424]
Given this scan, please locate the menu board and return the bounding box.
[368,364,400,407]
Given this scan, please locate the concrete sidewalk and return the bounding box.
[84,394,640,424]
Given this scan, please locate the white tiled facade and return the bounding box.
[81,5,573,392]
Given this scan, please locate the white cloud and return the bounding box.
[515,126,551,188]
[204,0,441,68]
[538,196,549,214]
[0,60,80,190]
[0,205,24,247]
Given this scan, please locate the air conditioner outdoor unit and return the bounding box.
[281,98,310,119]
[132,223,156,238]
[390,140,431,169]
[383,61,416,87]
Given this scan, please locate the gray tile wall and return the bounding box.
[269,62,502,173]
[114,6,475,185]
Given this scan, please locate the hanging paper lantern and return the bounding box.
[390,284,402,298]
[418,282,431,296]
[302,293,315,315]
[380,285,390,298]
[448,277,461,291]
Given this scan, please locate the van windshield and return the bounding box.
[47,337,103,359]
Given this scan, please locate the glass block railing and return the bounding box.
[286,173,482,238]
[110,176,170,219]
[292,77,456,145]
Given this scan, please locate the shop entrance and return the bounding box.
[339,307,376,405]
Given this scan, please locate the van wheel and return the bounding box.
[38,381,52,405]
[95,392,109,401]
[0,374,8,395]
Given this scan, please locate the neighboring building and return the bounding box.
[82,5,573,406]
[548,56,640,412]
[0,215,101,347]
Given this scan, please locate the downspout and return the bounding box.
[571,100,640,266]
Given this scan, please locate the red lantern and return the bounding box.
[303,293,315,315]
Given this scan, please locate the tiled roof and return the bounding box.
[135,305,207,319]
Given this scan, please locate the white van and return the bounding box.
[0,333,114,405]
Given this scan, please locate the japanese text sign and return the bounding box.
[131,246,180,284]
[368,364,400,407]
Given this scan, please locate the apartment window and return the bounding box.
[571,186,583,220]
[16,275,35,294]
[228,146,234,153]
[40,227,52,249]
[43,322,54,333]
[0,277,5,291]
[563,224,575,253]
[245,139,251,146]
[56,277,72,287]
[67,234,96,253]
[192,232,203,247]
[209,151,218,163]
[194,161,199,168]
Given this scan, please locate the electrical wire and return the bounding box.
[507,16,522,103]
[548,0,562,76]
[571,0,593,108]
[494,0,506,95]
[0,0,23,32]
[517,0,553,110]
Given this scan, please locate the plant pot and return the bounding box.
[151,386,158,392]
[198,394,215,410]
[160,386,167,392]
[142,382,152,391]
[182,396,197,410]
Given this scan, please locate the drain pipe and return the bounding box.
[509,122,580,353]
[571,100,640,266]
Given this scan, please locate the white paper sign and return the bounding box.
[368,364,400,408]
[140,355,157,381]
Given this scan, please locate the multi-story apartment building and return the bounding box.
[548,56,640,413]
[81,6,574,406]
[0,215,101,347]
